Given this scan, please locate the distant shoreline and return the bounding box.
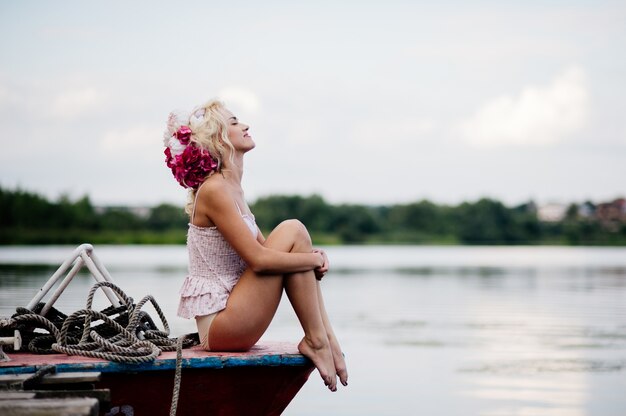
[1,232,625,247]
[2,186,625,246]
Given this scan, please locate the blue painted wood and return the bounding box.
[0,353,310,376]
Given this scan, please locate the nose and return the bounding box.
[243,124,249,131]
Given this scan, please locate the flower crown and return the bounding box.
[163,108,218,189]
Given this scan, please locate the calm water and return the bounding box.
[1,245,625,416]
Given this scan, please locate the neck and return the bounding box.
[222,152,245,185]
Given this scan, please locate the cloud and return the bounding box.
[99,125,163,158]
[217,86,260,114]
[50,87,108,120]
[350,118,435,145]
[0,79,28,113]
[458,66,588,147]
[0,84,9,106]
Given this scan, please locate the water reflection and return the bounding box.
[0,264,59,286]
[1,245,626,416]
[463,376,588,416]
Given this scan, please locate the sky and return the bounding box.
[0,0,625,208]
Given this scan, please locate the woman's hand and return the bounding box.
[312,248,329,280]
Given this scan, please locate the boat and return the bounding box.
[0,342,313,415]
[0,244,314,415]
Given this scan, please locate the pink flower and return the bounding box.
[175,126,192,145]
[164,143,218,189]
[163,111,218,189]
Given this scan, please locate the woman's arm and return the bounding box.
[256,227,266,244]
[197,180,323,274]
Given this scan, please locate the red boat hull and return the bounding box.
[100,363,312,415]
[0,342,314,416]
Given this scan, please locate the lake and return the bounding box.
[1,245,625,415]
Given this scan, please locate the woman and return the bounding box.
[163,99,348,391]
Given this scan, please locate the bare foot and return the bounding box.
[298,337,337,391]
[329,338,348,386]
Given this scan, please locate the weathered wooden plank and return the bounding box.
[0,372,101,385]
[34,388,111,404]
[0,392,36,400]
[0,397,98,416]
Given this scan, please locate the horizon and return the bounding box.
[2,183,623,210]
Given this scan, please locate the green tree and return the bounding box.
[386,200,454,237]
[327,204,381,243]
[147,204,188,230]
[251,194,332,231]
[454,198,521,244]
[98,208,142,230]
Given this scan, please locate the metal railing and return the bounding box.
[26,244,123,316]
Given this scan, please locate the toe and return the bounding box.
[339,369,348,385]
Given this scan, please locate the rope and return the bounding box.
[0,281,200,415]
[20,364,56,390]
[169,335,188,416]
[4,364,57,390]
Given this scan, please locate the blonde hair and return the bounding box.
[184,99,236,216]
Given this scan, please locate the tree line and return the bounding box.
[1,186,624,245]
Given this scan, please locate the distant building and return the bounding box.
[595,198,626,231]
[537,203,567,222]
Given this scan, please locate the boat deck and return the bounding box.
[0,341,309,374]
[0,342,314,415]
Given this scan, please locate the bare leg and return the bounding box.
[284,270,337,391]
[208,220,338,391]
[316,282,348,386]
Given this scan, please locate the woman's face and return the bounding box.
[218,107,255,153]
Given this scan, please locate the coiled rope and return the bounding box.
[0,281,199,416]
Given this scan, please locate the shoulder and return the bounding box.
[197,174,228,197]
[196,175,234,211]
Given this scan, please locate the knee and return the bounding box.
[277,219,312,248]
